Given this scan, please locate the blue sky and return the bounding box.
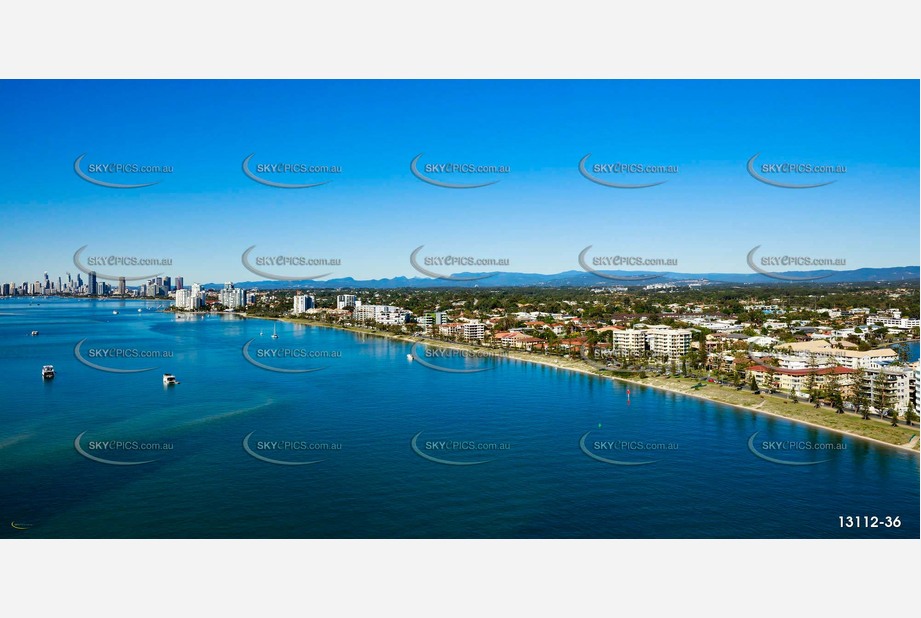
[0,80,917,284]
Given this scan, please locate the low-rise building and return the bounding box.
[746,364,856,397]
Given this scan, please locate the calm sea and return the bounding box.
[1,297,918,538]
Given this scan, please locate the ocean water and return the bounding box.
[1,297,918,538]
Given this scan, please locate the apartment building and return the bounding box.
[779,340,898,369]
[353,304,410,325]
[746,364,856,396]
[645,327,692,359]
[293,293,315,314]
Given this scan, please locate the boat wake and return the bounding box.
[0,433,33,450]
[175,399,277,430]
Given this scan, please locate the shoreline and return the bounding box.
[247,314,920,455]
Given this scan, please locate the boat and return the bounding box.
[113,310,119,315]
[407,354,414,361]
[271,322,278,339]
[42,365,55,379]
[163,373,179,386]
[138,309,142,312]
[30,330,39,336]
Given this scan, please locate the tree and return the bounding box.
[895,342,910,364]
[805,353,819,406]
[905,402,917,427]
[749,375,759,392]
[850,368,869,420]
[789,386,798,403]
[825,371,844,414]
[872,371,889,420]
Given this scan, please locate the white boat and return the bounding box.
[42,365,55,379]
[30,330,39,336]
[113,310,119,315]
[407,354,414,361]
[138,309,142,312]
[271,322,279,339]
[163,373,179,386]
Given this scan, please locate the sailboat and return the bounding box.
[271,322,279,339]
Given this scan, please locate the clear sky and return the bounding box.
[0,80,917,284]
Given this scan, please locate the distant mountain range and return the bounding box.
[204,266,920,290]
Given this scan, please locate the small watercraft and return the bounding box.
[42,365,55,379]
[163,373,179,386]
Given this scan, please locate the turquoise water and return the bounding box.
[1,297,918,538]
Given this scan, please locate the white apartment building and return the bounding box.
[610,329,647,358]
[174,288,190,310]
[336,294,357,310]
[218,282,244,309]
[860,365,916,414]
[865,315,921,330]
[462,322,485,341]
[293,293,315,314]
[354,304,410,325]
[174,284,205,310]
[189,283,204,310]
[646,327,692,360]
[607,327,691,360]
